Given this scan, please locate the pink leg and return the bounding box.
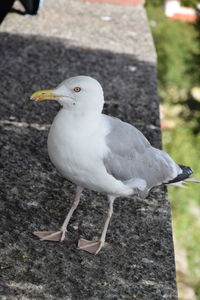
[78,195,115,254]
[33,186,83,241]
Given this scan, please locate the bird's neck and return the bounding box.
[54,107,102,135]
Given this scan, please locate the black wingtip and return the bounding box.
[167,164,193,184]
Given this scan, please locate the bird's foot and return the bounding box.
[78,238,104,255]
[33,230,66,242]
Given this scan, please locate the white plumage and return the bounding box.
[30,76,198,254]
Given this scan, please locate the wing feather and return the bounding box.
[103,115,181,194]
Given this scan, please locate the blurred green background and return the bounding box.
[146,1,200,299]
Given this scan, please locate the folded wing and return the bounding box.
[103,115,181,197]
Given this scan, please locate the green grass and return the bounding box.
[164,127,200,296]
[146,5,199,100]
[148,0,198,6]
[146,3,200,298]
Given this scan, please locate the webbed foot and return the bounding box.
[78,238,104,254]
[33,230,66,242]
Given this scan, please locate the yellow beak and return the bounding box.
[30,89,59,101]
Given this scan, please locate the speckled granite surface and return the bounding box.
[0,1,177,299]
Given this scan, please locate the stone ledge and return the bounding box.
[0,0,177,299]
[79,0,145,6]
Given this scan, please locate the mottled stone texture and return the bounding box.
[79,0,145,6]
[0,0,177,299]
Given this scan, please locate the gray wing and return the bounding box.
[103,115,180,194]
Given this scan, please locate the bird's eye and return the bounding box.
[74,87,81,92]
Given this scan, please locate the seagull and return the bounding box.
[30,76,199,255]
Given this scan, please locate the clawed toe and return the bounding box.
[33,231,105,253]
[78,238,104,254]
[33,230,64,241]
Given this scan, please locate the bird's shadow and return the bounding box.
[0,32,173,300]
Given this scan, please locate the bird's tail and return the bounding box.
[184,177,200,183]
[167,178,200,188]
[166,164,200,188]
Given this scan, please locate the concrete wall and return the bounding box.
[0,1,177,299]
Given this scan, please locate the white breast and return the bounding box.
[47,109,109,189]
[47,109,134,196]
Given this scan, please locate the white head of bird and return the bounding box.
[31,76,104,114]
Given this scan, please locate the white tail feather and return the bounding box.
[167,177,200,188]
[184,177,200,183]
[167,181,187,188]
